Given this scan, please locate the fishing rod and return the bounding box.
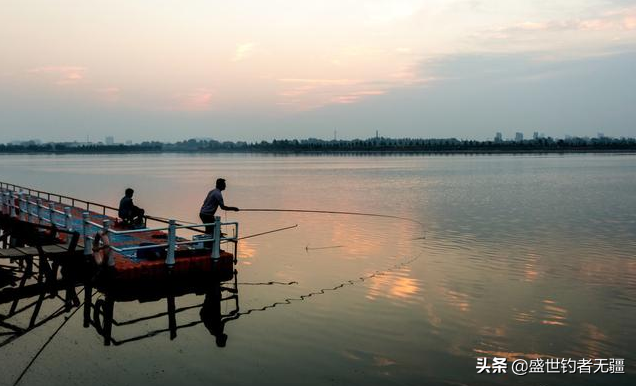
[146,214,198,225]
[240,208,424,226]
[236,224,298,241]
[240,208,425,238]
[145,215,207,234]
[305,245,344,251]
[150,212,298,242]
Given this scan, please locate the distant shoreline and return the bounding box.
[0,148,634,155]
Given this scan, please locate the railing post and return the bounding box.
[9,192,17,218]
[212,216,221,260]
[2,192,8,215]
[82,212,91,256]
[24,194,30,221]
[103,219,114,266]
[64,207,73,231]
[49,201,56,224]
[1,192,7,214]
[25,195,30,217]
[18,192,25,219]
[31,196,38,218]
[28,196,36,219]
[166,219,176,266]
[37,198,43,221]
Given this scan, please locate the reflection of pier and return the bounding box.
[86,267,239,347]
[0,215,82,346]
[0,181,240,347]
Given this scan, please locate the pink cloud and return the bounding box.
[276,74,426,110]
[28,66,86,85]
[331,90,385,104]
[172,89,214,111]
[476,7,636,40]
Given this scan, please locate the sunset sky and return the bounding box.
[0,0,634,142]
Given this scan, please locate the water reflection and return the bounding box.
[366,268,421,302]
[85,270,240,347]
[540,299,569,327]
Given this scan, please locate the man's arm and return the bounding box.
[220,204,240,212]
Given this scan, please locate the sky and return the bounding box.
[0,0,635,142]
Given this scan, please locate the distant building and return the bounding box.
[125,140,133,146]
[494,132,503,143]
[597,132,605,138]
[105,136,115,145]
[515,132,523,142]
[533,132,539,140]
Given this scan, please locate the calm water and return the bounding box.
[0,153,634,386]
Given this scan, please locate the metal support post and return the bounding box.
[166,219,176,266]
[82,212,91,256]
[64,207,73,231]
[37,198,43,221]
[9,192,16,217]
[49,201,56,223]
[103,219,114,266]
[212,216,221,260]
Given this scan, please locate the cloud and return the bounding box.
[95,87,120,102]
[474,6,636,39]
[27,66,86,85]
[278,78,361,85]
[276,69,429,110]
[232,43,256,62]
[172,88,214,111]
[331,90,385,104]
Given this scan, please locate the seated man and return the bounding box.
[118,188,145,227]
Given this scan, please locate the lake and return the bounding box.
[0,153,634,386]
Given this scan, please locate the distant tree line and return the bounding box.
[1,136,634,154]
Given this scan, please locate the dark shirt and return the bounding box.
[119,196,134,219]
[200,189,224,216]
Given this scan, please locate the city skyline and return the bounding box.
[5,130,634,147]
[0,1,635,142]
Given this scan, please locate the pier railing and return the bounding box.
[0,181,180,229]
[0,181,119,217]
[82,215,238,266]
[1,184,238,267]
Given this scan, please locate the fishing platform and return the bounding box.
[0,181,240,345]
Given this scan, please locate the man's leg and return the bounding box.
[133,207,145,226]
[199,213,215,248]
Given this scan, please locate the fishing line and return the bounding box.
[233,254,421,317]
[233,207,428,315]
[238,281,298,286]
[107,255,422,346]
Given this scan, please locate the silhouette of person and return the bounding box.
[200,284,228,347]
[118,188,145,226]
[199,178,239,246]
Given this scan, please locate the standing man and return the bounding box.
[118,188,145,227]
[200,178,239,244]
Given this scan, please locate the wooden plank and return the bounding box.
[15,246,40,256]
[40,244,69,254]
[0,248,27,258]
